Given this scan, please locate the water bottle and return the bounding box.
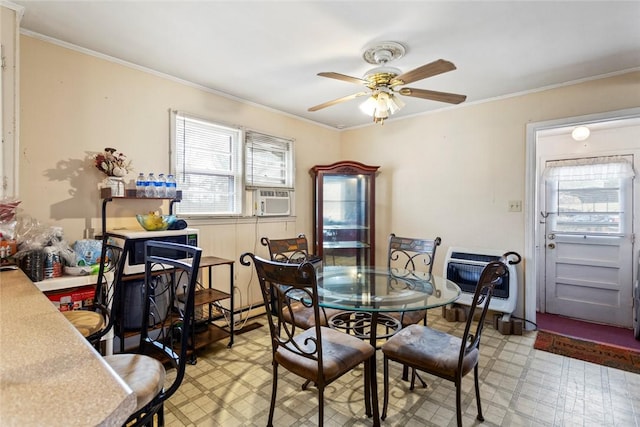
[145,173,157,198]
[135,173,146,198]
[156,173,167,198]
[166,174,177,199]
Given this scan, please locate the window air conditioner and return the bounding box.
[254,189,291,216]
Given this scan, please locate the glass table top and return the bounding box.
[308,265,461,313]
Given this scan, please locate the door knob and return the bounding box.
[548,243,556,249]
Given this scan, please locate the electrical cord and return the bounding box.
[226,215,260,332]
[510,315,538,330]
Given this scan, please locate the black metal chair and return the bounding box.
[386,233,442,327]
[104,241,202,427]
[261,234,341,329]
[63,236,125,354]
[381,254,517,426]
[260,234,322,265]
[385,233,441,385]
[240,252,379,427]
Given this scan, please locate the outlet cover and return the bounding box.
[508,200,522,212]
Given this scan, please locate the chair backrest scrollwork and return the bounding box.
[261,234,321,265]
[240,253,323,363]
[387,233,441,273]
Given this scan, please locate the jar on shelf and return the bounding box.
[102,176,125,197]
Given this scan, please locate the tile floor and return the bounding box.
[163,312,640,426]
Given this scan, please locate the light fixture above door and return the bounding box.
[571,126,591,141]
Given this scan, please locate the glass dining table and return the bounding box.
[307,264,461,425]
[315,265,461,340]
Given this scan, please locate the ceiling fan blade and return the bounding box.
[318,72,368,85]
[308,92,370,112]
[398,88,467,104]
[390,59,457,86]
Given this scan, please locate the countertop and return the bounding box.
[34,273,103,292]
[0,269,136,426]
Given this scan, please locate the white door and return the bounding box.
[543,156,634,327]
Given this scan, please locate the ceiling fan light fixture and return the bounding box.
[359,95,378,116]
[376,92,389,110]
[387,93,405,114]
[374,107,389,120]
[359,90,404,124]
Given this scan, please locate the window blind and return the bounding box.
[245,130,294,189]
[174,112,243,216]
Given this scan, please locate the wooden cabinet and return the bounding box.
[311,161,379,266]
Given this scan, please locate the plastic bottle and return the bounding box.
[145,173,157,198]
[166,174,177,198]
[135,173,146,198]
[156,173,167,198]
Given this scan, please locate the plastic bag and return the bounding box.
[0,197,20,222]
[14,216,53,252]
[72,239,103,266]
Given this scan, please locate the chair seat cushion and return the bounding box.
[282,302,343,329]
[275,326,374,384]
[104,353,165,412]
[381,324,478,378]
[63,310,104,337]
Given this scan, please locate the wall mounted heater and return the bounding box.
[254,189,291,216]
[444,247,520,321]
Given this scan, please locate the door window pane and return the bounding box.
[545,158,634,234]
[553,179,621,233]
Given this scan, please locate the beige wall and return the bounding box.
[19,33,640,312]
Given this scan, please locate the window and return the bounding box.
[245,130,294,189]
[544,156,635,234]
[171,111,243,216]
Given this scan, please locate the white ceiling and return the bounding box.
[12,1,640,130]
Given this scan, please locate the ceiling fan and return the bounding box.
[308,41,467,124]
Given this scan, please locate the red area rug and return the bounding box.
[534,312,640,374]
[536,312,640,350]
[534,330,640,373]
